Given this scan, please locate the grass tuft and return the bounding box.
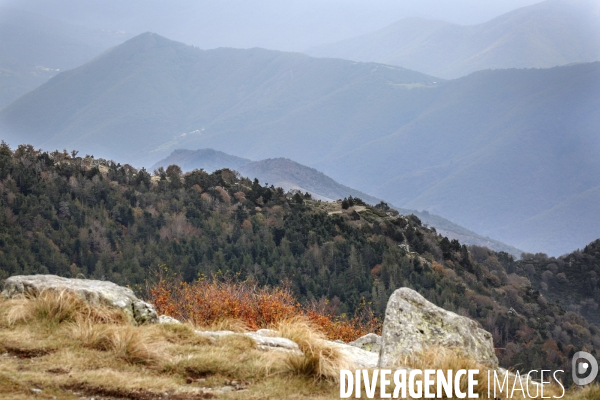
[571,384,600,399]
[158,322,213,346]
[273,317,351,381]
[72,320,163,365]
[400,346,490,397]
[5,289,127,329]
[206,318,250,333]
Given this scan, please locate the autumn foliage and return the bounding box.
[149,277,380,342]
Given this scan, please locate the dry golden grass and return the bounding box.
[0,291,342,399]
[71,320,164,365]
[5,289,127,328]
[158,321,214,346]
[0,291,595,399]
[269,317,351,382]
[204,317,250,333]
[564,384,600,399]
[400,346,491,397]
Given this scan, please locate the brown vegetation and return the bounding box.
[149,277,380,342]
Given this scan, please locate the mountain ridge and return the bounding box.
[306,0,600,78]
[153,148,524,258]
[0,32,438,164]
[0,7,130,108]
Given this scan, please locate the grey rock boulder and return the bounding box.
[1,275,158,324]
[349,333,381,354]
[195,330,302,353]
[158,315,182,324]
[329,341,379,368]
[245,331,302,352]
[195,330,236,339]
[192,328,377,367]
[378,287,498,368]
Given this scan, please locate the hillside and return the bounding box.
[513,239,600,326]
[1,143,599,384]
[154,149,524,257]
[0,8,130,108]
[306,0,600,78]
[1,33,599,255]
[403,210,525,259]
[152,150,381,204]
[0,32,437,166]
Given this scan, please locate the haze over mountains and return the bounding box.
[1,31,599,256]
[0,0,543,52]
[0,32,438,165]
[0,8,130,108]
[307,0,600,78]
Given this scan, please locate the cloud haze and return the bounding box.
[0,0,544,50]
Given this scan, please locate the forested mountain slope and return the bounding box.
[1,33,599,255]
[514,240,600,326]
[0,143,598,384]
[154,149,524,257]
[307,0,600,78]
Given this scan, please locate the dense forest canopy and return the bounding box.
[0,143,599,385]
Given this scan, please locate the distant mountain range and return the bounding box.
[153,148,524,258]
[306,0,600,78]
[0,32,438,165]
[1,32,599,256]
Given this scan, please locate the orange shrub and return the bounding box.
[149,278,381,342]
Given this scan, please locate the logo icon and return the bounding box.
[572,351,598,385]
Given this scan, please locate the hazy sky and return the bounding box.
[1,0,545,51]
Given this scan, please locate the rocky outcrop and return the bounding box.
[195,329,303,353]
[1,275,158,325]
[158,315,182,324]
[330,341,379,368]
[349,333,381,354]
[378,287,498,368]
